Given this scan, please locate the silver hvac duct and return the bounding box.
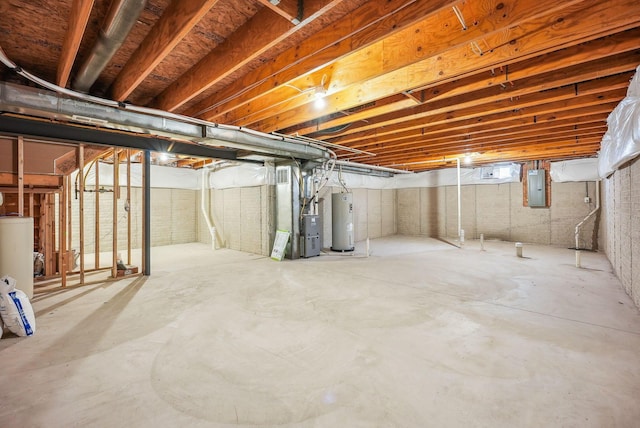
[73,0,147,93]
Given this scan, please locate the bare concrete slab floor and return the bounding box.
[1,237,640,427]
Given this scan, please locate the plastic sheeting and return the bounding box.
[550,158,599,182]
[598,66,640,177]
[203,163,521,190]
[207,163,275,189]
[81,162,200,189]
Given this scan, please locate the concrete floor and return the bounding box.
[1,236,640,427]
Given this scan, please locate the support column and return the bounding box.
[95,158,100,269]
[143,150,150,276]
[78,144,85,284]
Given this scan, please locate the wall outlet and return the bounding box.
[584,196,591,203]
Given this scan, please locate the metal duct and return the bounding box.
[73,0,147,93]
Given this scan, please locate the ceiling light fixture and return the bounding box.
[314,85,327,109]
[464,154,472,165]
[159,152,169,162]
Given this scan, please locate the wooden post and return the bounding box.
[95,158,100,269]
[17,136,24,216]
[59,177,67,287]
[112,150,119,278]
[28,192,34,217]
[127,149,132,265]
[78,144,85,284]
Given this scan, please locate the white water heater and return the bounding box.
[0,217,34,298]
[331,192,354,251]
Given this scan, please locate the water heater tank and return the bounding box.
[331,192,354,251]
[0,217,34,298]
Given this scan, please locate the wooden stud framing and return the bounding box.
[127,149,132,265]
[59,176,67,287]
[112,149,119,278]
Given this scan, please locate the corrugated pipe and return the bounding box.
[73,0,147,93]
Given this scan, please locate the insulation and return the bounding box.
[550,158,599,182]
[598,66,640,177]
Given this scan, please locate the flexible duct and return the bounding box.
[73,0,147,92]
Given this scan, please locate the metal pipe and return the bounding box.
[73,0,147,92]
[575,180,601,267]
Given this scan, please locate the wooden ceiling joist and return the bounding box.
[110,0,222,102]
[257,0,301,23]
[56,0,95,87]
[188,0,462,120]
[152,0,348,112]
[220,0,587,127]
[246,0,639,132]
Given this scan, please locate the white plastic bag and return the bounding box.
[0,276,36,337]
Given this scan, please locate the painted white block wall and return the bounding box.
[197,185,274,256]
[397,181,598,248]
[601,157,640,308]
[70,187,197,253]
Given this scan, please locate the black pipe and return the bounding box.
[143,150,151,276]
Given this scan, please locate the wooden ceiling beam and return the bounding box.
[222,0,587,126]
[348,127,607,163]
[110,0,222,102]
[294,31,640,137]
[188,0,461,119]
[318,69,634,143]
[377,138,602,168]
[327,83,627,147]
[247,0,640,132]
[56,0,95,87]
[151,0,346,112]
[256,0,300,23]
[345,122,608,160]
[345,106,617,150]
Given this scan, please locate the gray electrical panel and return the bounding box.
[300,215,320,258]
[527,169,546,207]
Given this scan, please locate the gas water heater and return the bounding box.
[331,192,354,251]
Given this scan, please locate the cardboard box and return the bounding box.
[116,265,139,277]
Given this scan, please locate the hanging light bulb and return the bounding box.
[314,85,327,109]
[464,154,472,165]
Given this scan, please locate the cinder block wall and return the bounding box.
[397,181,598,247]
[70,187,197,252]
[601,157,640,308]
[197,185,275,256]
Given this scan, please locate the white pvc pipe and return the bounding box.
[574,180,600,267]
[201,167,216,250]
[457,157,461,241]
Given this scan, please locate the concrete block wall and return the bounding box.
[397,181,598,247]
[601,157,640,308]
[319,187,396,248]
[70,187,197,253]
[197,185,275,256]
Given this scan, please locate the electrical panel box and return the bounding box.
[527,169,546,207]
